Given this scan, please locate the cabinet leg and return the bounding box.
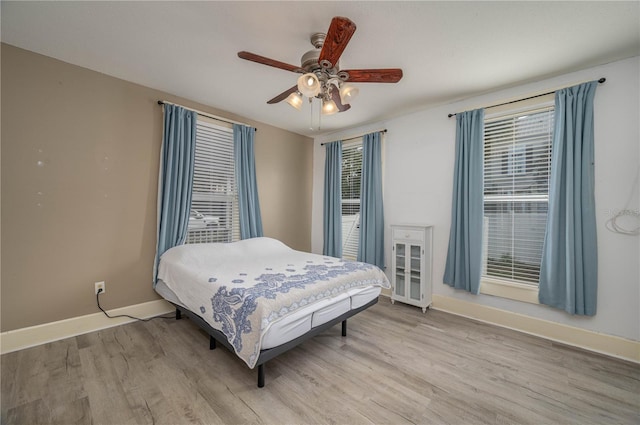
[391,299,395,304]
[422,307,426,313]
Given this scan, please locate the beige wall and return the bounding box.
[1,44,313,332]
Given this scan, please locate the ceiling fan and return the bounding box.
[237,16,403,115]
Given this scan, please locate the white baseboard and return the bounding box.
[431,294,640,364]
[0,299,175,355]
[4,295,638,364]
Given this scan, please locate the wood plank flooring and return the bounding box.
[2,297,639,424]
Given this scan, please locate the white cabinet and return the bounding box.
[391,225,433,313]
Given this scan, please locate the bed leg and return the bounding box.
[209,335,216,350]
[342,319,347,337]
[175,309,182,320]
[257,364,265,388]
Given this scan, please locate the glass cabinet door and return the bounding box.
[409,245,421,301]
[394,243,406,298]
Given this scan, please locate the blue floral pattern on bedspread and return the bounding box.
[209,260,386,367]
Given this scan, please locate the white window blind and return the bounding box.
[341,141,362,260]
[483,106,554,285]
[186,120,240,244]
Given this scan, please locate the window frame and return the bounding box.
[480,96,555,303]
[340,139,363,260]
[185,117,240,244]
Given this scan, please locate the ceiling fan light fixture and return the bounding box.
[339,83,359,104]
[238,17,403,116]
[321,98,338,116]
[297,73,321,97]
[285,91,303,110]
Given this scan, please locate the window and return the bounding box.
[186,119,240,244]
[482,104,554,301]
[341,141,362,260]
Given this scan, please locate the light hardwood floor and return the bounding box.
[2,297,639,424]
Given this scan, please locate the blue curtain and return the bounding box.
[154,104,197,283]
[443,109,484,294]
[358,132,385,268]
[234,123,263,239]
[539,82,598,315]
[323,141,343,257]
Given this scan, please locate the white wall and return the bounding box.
[312,57,640,342]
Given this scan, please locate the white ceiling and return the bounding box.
[2,1,639,137]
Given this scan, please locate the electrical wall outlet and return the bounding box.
[95,281,105,294]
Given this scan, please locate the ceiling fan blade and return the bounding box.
[267,85,298,104]
[331,89,351,112]
[319,17,356,68]
[343,69,403,83]
[238,51,303,73]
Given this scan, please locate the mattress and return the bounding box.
[156,279,381,349]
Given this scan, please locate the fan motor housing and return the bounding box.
[300,32,340,73]
[300,49,322,71]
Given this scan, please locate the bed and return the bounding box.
[155,237,390,387]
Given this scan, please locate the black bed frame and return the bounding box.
[171,297,379,387]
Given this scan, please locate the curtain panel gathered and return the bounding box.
[233,124,263,239]
[323,141,343,257]
[154,104,197,284]
[539,81,599,315]
[443,109,485,294]
[358,131,385,269]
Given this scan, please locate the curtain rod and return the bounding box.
[447,77,606,118]
[320,129,387,146]
[157,100,255,130]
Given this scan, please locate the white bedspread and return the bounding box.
[158,237,389,368]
